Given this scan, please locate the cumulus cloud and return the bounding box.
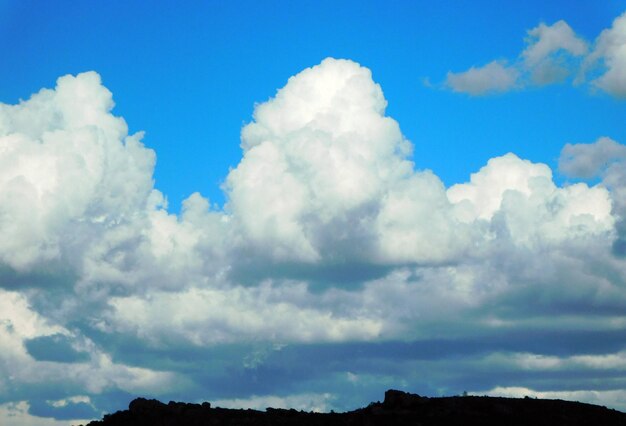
[1,59,626,423]
[559,137,626,256]
[0,72,157,271]
[227,58,467,266]
[445,11,626,98]
[522,20,588,85]
[445,61,519,95]
[447,152,614,247]
[443,19,592,94]
[584,12,626,97]
[559,137,626,179]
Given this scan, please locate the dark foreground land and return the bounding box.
[80,389,626,426]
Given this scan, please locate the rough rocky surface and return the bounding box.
[78,389,626,426]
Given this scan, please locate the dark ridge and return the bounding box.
[78,389,626,426]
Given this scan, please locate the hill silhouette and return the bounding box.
[79,389,626,426]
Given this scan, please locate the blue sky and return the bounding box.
[2,1,626,424]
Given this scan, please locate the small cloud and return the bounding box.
[522,20,588,84]
[480,386,626,412]
[585,12,626,98]
[445,61,519,95]
[559,137,626,179]
[441,19,590,94]
[213,393,335,412]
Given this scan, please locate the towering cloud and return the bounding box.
[0,72,157,271]
[226,58,467,265]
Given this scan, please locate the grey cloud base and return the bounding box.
[0,59,625,424]
[444,13,626,97]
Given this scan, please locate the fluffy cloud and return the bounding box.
[448,153,613,244]
[227,58,468,266]
[1,59,626,424]
[441,17,626,95]
[522,20,587,85]
[0,72,157,271]
[559,137,626,256]
[444,20,587,95]
[559,137,626,179]
[585,12,626,97]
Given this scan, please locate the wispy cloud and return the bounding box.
[446,61,519,95]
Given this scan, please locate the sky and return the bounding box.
[1,0,626,424]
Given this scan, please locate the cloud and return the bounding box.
[213,392,334,412]
[443,19,591,94]
[479,386,626,411]
[585,12,626,97]
[0,71,157,272]
[559,137,626,179]
[559,137,626,256]
[448,152,613,243]
[1,59,626,423]
[445,11,626,98]
[227,58,467,266]
[522,20,588,85]
[0,400,92,426]
[103,283,385,345]
[445,61,519,95]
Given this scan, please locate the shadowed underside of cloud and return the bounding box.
[0,57,625,424]
[443,13,626,97]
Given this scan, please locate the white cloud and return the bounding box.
[447,152,613,245]
[0,401,91,426]
[586,12,626,97]
[445,61,519,95]
[485,350,626,372]
[213,392,334,412]
[448,153,553,221]
[480,387,626,412]
[105,282,384,345]
[0,288,180,410]
[559,137,626,256]
[0,72,157,271]
[226,58,465,265]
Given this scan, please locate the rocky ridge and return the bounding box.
[79,389,626,426]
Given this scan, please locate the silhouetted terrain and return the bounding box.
[79,389,626,426]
